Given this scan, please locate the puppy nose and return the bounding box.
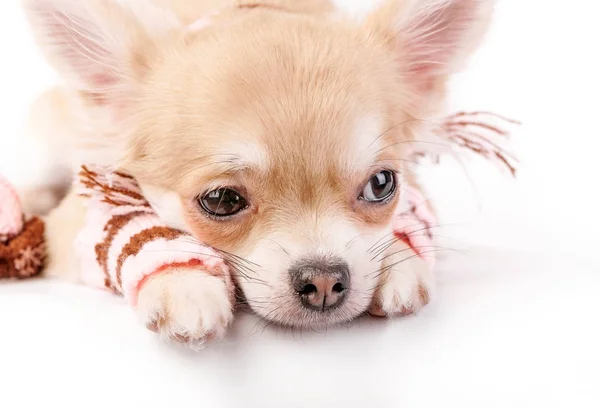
[289,258,350,311]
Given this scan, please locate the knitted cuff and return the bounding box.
[74,166,234,306]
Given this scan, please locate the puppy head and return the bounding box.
[24,0,493,327]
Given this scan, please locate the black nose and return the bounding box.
[289,257,350,311]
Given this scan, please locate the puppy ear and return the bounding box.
[21,0,179,100]
[366,0,494,92]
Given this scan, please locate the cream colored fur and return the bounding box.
[19,0,494,347]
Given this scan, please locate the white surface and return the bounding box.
[1,249,599,407]
[1,1,599,407]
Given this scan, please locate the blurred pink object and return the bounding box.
[393,185,438,271]
[0,175,23,242]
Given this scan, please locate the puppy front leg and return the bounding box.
[368,180,438,316]
[135,267,234,348]
[46,193,235,348]
[368,240,435,317]
[43,190,88,282]
[103,231,236,348]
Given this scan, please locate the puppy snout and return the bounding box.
[289,258,350,311]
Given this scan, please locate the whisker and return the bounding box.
[177,237,261,269]
[369,248,457,280]
[144,248,226,262]
[369,237,401,261]
[367,231,396,253]
[448,111,522,126]
[214,248,261,268]
[255,238,290,256]
[374,139,455,156]
[344,233,375,252]
[367,222,455,259]
[376,245,462,263]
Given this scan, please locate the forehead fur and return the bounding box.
[127,11,410,190]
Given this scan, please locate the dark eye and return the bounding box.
[360,171,396,202]
[199,188,248,217]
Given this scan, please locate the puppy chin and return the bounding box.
[257,303,365,329]
[236,230,383,328]
[244,285,368,328]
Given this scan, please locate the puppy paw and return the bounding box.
[136,269,234,349]
[368,242,435,317]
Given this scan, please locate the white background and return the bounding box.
[1,1,599,407]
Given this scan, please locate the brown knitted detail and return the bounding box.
[115,226,184,290]
[113,171,135,180]
[0,217,46,280]
[95,211,147,292]
[78,165,150,207]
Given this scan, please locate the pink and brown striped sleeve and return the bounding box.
[74,166,233,305]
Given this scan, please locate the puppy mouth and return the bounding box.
[232,252,375,327]
[241,289,367,329]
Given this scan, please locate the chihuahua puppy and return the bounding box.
[18,0,493,346]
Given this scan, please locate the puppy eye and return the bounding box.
[199,188,248,217]
[360,171,396,202]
